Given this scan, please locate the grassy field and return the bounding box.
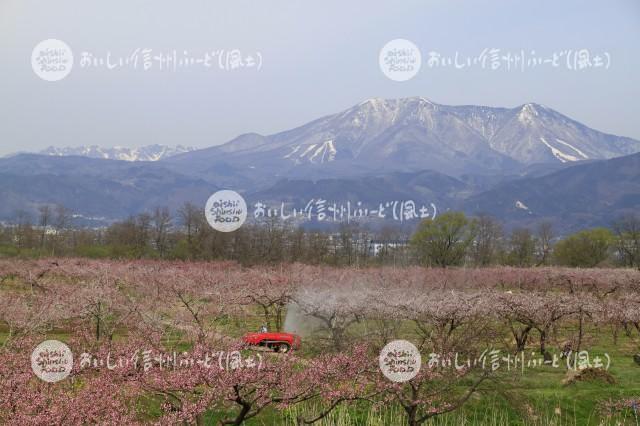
[3,312,639,425]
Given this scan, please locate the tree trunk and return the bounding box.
[539,328,550,360]
[576,309,584,352]
[513,325,532,353]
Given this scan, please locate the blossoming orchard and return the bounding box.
[1,259,639,425]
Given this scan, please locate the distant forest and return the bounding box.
[1,202,638,269]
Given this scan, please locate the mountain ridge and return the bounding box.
[164,97,640,185]
[3,144,197,162]
[0,96,638,231]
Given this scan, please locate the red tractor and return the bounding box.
[243,330,301,353]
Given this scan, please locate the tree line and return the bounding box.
[411,211,640,269]
[1,203,638,268]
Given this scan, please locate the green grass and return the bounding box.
[2,316,639,425]
[2,274,639,425]
[3,318,640,425]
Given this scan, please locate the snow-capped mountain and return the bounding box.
[0,97,638,230]
[39,144,196,161]
[462,102,638,164]
[166,97,640,183]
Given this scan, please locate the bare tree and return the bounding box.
[14,210,35,249]
[135,213,152,254]
[535,221,554,266]
[471,214,503,266]
[507,228,536,267]
[613,214,640,269]
[50,204,72,256]
[37,205,52,250]
[152,207,172,257]
[53,204,72,230]
[178,202,201,245]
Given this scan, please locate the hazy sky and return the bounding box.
[1,0,639,156]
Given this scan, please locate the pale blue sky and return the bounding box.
[0,0,639,156]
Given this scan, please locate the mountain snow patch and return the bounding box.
[539,137,580,163]
[517,104,539,125]
[284,140,336,164]
[554,139,589,159]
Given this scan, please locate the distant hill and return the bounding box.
[462,152,640,232]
